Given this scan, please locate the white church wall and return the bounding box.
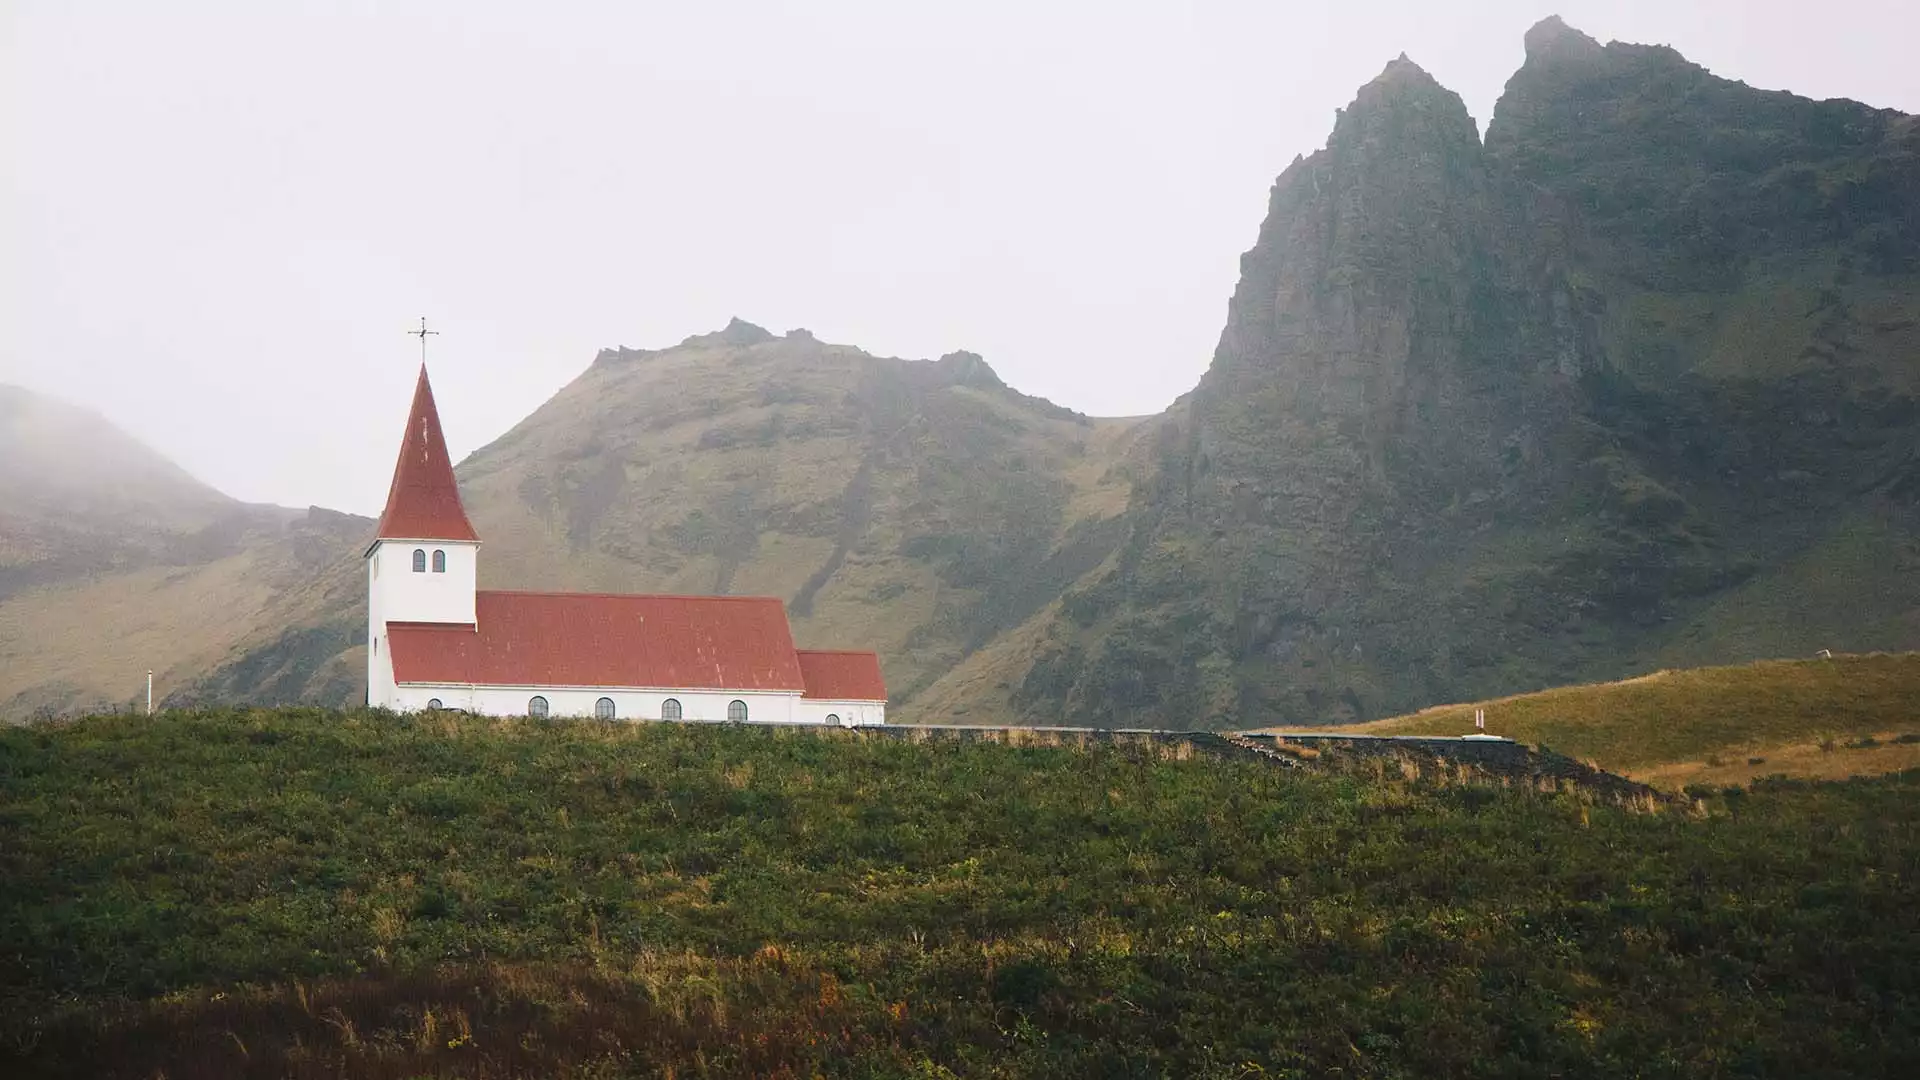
[369,539,479,627]
[367,625,397,707]
[795,699,887,726]
[391,684,839,724]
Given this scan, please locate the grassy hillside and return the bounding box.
[3,709,1917,1077]
[1338,653,1920,787]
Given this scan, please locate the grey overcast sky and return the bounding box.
[6,2,1916,516]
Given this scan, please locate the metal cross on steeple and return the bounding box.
[409,316,439,365]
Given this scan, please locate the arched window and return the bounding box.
[825,713,841,726]
[432,549,447,573]
[595,697,616,720]
[660,698,682,721]
[412,549,427,573]
[426,698,443,711]
[528,695,549,718]
[727,700,748,723]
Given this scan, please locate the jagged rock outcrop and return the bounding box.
[1010,20,1920,727]
[1491,18,1919,286]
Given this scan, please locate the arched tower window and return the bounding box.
[412,549,427,573]
[528,695,549,718]
[727,700,749,722]
[432,549,446,573]
[825,713,841,726]
[660,698,682,721]
[426,698,443,711]
[595,697,616,720]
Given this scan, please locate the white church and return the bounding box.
[365,364,887,725]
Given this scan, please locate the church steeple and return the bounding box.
[374,364,478,543]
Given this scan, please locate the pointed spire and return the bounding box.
[374,365,479,543]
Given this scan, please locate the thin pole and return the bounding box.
[146,670,153,716]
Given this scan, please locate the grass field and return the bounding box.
[1331,652,1920,785]
[3,708,1917,1077]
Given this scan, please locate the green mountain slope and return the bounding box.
[1488,16,1920,679]
[454,321,1147,702]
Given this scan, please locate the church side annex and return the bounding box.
[364,363,887,725]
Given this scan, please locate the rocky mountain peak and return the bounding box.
[1522,15,1603,64]
[1202,50,1502,407]
[1332,51,1481,157]
[1375,52,1429,83]
[1349,52,1459,108]
[678,317,777,350]
[1490,13,1916,281]
[933,350,1005,390]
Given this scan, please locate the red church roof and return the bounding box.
[374,365,479,544]
[796,650,888,702]
[386,590,809,691]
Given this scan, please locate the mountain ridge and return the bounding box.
[998,16,1920,727]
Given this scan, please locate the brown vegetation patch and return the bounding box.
[11,955,902,1080]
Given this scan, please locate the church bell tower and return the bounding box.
[366,363,480,707]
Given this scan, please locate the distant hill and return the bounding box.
[0,382,235,595]
[0,383,231,519]
[1332,652,1920,788]
[0,384,369,716]
[449,320,1149,706]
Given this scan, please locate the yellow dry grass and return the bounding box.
[1322,653,1920,788]
[0,552,280,711]
[1635,732,1920,790]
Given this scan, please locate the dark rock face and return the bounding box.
[1014,22,1920,728]
[1490,18,1920,286]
